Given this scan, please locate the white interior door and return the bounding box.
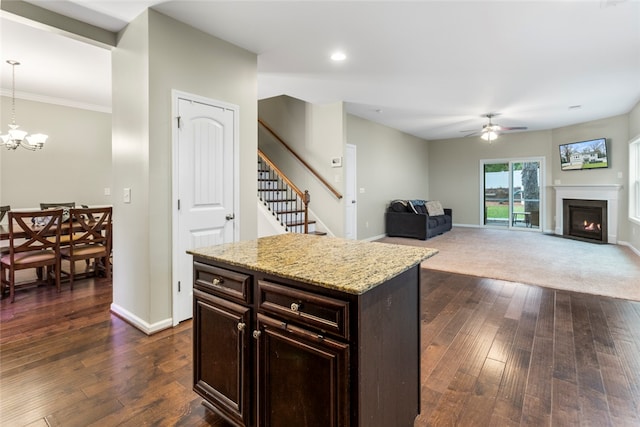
[344,144,357,239]
[173,94,237,324]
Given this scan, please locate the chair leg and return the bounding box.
[55,259,61,294]
[0,264,6,297]
[69,259,75,291]
[9,267,15,303]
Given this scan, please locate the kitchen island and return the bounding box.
[188,233,437,427]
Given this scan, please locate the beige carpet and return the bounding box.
[379,227,640,302]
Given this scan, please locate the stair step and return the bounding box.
[286,220,316,227]
[276,209,306,215]
[261,197,297,203]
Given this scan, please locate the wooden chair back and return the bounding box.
[67,207,112,251]
[1,209,63,302]
[8,209,63,256]
[60,207,112,287]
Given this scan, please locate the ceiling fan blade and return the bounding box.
[462,131,480,137]
[500,126,528,131]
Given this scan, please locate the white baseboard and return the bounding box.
[110,303,173,335]
[364,233,387,242]
[618,240,640,257]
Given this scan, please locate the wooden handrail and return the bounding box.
[258,118,343,200]
[258,150,311,234]
[258,149,305,200]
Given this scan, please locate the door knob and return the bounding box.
[226,213,235,221]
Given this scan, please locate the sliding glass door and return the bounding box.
[482,158,542,230]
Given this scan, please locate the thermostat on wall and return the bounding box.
[331,157,342,168]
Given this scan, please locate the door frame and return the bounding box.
[479,156,545,231]
[344,144,357,239]
[171,89,240,325]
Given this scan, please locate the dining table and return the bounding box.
[0,220,95,241]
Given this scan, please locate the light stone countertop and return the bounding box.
[188,233,438,295]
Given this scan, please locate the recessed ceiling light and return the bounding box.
[331,52,346,61]
[568,105,582,110]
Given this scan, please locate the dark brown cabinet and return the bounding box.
[256,313,350,427]
[192,253,422,427]
[193,289,251,426]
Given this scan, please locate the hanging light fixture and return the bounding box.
[1,60,48,150]
[480,129,499,142]
[480,116,500,142]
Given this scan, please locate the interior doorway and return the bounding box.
[481,158,543,230]
[172,91,239,325]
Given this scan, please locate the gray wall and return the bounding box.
[346,114,430,240]
[627,100,640,251]
[551,114,629,235]
[428,129,554,228]
[258,96,345,236]
[0,97,111,209]
[427,111,637,250]
[112,9,257,330]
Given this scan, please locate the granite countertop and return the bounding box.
[188,233,438,295]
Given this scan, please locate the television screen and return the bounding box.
[559,137,608,171]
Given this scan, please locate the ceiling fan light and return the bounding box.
[481,131,499,141]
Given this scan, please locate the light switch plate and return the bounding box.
[124,188,131,203]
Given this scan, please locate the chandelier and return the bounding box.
[1,60,48,150]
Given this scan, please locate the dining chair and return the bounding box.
[0,205,9,223]
[0,209,63,302]
[40,202,76,246]
[0,205,10,256]
[60,207,112,289]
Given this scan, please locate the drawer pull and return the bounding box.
[237,322,246,332]
[290,302,300,312]
[212,277,224,286]
[252,330,262,339]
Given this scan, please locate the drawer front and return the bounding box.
[258,280,349,340]
[194,262,251,304]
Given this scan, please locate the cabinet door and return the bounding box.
[194,289,251,426]
[255,313,350,427]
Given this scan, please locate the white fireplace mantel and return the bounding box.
[553,184,622,243]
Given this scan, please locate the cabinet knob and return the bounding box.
[252,330,262,339]
[237,322,246,332]
[290,302,300,312]
[212,278,224,286]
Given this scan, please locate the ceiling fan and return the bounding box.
[461,113,528,142]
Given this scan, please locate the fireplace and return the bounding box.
[562,199,607,243]
[554,185,621,244]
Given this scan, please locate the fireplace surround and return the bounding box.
[553,185,621,244]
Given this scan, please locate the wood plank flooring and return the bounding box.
[2,269,640,426]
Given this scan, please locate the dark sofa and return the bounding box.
[385,200,452,240]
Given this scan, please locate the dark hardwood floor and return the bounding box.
[2,268,640,426]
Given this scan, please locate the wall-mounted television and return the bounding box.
[559,137,608,171]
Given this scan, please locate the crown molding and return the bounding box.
[0,89,111,114]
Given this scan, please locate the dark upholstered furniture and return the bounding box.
[385,200,452,240]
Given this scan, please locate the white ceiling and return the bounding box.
[1,0,639,140]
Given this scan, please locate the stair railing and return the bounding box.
[258,118,343,200]
[258,149,310,234]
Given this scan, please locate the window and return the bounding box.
[630,135,640,225]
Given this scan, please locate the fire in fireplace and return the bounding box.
[562,199,608,243]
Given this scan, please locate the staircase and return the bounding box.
[258,150,324,235]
